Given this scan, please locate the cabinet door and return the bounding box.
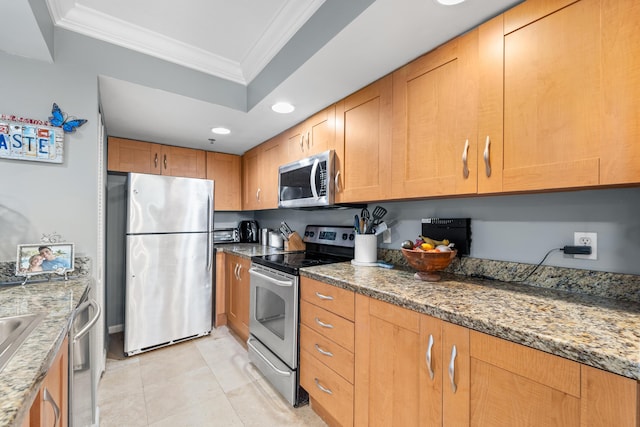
[242,146,261,210]
[335,75,393,203]
[107,137,158,174]
[600,0,640,185]
[206,152,241,211]
[260,135,285,209]
[442,323,469,427]
[226,255,249,342]
[392,29,478,199]
[500,0,601,192]
[286,106,336,162]
[581,365,639,427]
[354,294,422,426]
[159,145,206,178]
[31,338,69,427]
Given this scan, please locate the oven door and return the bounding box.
[249,264,299,368]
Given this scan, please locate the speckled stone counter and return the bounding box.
[215,243,289,259]
[0,277,91,427]
[300,262,640,380]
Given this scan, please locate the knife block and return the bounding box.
[284,232,306,251]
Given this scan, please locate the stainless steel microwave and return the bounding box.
[278,150,335,208]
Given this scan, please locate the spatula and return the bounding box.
[371,205,387,227]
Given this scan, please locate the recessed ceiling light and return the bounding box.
[435,0,465,5]
[271,102,295,114]
[211,127,230,135]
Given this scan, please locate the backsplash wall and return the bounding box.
[255,187,640,276]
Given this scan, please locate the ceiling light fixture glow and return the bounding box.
[436,0,465,5]
[211,127,230,135]
[271,102,295,114]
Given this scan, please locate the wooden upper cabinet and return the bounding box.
[391,29,479,199]
[600,0,640,185]
[286,105,336,162]
[206,152,241,211]
[335,75,393,203]
[260,134,285,209]
[479,0,602,194]
[242,146,261,210]
[156,145,206,178]
[108,137,206,179]
[107,137,157,174]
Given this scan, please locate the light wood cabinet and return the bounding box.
[286,105,335,162]
[225,254,250,343]
[29,337,69,427]
[107,137,206,178]
[206,152,241,211]
[300,277,355,427]
[479,0,603,193]
[354,294,469,427]
[214,251,227,327]
[334,75,393,203]
[241,134,284,210]
[391,28,479,199]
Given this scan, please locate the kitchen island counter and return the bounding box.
[0,277,91,427]
[300,262,640,380]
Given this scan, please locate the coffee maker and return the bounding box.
[238,220,259,243]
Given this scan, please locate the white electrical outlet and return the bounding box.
[383,228,392,244]
[574,232,597,260]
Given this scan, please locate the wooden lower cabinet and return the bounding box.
[350,292,639,427]
[27,337,69,427]
[300,277,355,427]
[225,254,250,343]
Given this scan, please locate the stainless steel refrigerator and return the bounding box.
[124,172,214,356]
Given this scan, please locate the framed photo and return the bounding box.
[16,243,75,276]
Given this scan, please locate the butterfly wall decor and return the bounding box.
[49,102,87,133]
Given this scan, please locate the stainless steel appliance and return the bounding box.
[278,150,335,208]
[69,288,100,427]
[213,227,239,243]
[124,173,214,355]
[248,225,355,406]
[238,220,259,243]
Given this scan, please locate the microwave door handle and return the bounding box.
[310,158,319,198]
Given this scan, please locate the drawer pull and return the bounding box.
[43,387,60,427]
[449,344,458,393]
[462,139,470,179]
[315,344,334,357]
[315,292,334,301]
[426,334,435,380]
[483,135,491,177]
[314,378,333,395]
[315,317,334,329]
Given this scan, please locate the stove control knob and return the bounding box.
[349,233,355,241]
[309,231,315,238]
[342,233,348,240]
[304,231,310,237]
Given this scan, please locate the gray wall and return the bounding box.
[0,50,99,263]
[255,187,640,275]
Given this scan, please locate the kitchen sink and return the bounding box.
[0,313,45,372]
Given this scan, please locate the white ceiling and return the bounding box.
[3,0,522,155]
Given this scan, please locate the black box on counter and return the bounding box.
[421,218,471,256]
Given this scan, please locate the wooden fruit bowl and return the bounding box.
[401,248,457,281]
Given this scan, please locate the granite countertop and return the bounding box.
[216,243,289,259]
[0,277,91,427]
[300,262,640,380]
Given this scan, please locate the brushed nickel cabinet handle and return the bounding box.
[307,131,311,149]
[315,378,333,395]
[163,154,167,170]
[256,188,261,202]
[448,344,458,393]
[462,139,470,179]
[300,134,304,151]
[426,334,435,380]
[334,170,341,192]
[154,153,158,168]
[315,292,334,301]
[43,387,60,427]
[315,344,334,357]
[315,317,334,329]
[483,136,491,177]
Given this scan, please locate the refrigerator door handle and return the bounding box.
[207,194,213,272]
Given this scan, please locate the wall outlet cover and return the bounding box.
[574,231,597,260]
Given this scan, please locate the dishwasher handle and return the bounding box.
[73,299,101,343]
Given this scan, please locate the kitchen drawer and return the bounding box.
[300,324,354,384]
[301,300,354,352]
[301,277,355,321]
[301,348,354,427]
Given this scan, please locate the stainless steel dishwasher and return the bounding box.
[69,289,100,427]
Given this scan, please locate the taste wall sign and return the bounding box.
[0,114,64,164]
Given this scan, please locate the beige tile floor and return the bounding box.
[98,326,327,427]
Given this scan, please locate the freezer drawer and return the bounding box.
[125,233,212,355]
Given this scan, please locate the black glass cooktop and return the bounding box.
[251,251,350,276]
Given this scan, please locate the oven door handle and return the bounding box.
[249,268,294,287]
[247,338,292,377]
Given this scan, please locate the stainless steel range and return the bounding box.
[247,225,355,406]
